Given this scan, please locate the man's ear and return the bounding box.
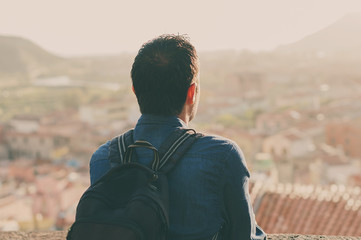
[132,85,135,94]
[186,83,196,104]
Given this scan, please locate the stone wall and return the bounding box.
[0,232,360,240]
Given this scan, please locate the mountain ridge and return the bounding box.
[0,35,64,75]
[276,13,361,56]
[1,13,361,82]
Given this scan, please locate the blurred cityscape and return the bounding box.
[0,14,361,235]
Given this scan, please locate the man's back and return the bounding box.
[90,34,265,239]
[90,114,266,240]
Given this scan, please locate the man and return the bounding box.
[89,34,266,240]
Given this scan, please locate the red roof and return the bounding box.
[252,183,361,236]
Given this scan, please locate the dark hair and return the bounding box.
[131,34,198,116]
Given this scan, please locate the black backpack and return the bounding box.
[67,128,200,240]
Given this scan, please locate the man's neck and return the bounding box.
[177,111,189,126]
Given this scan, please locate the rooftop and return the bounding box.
[252,182,361,236]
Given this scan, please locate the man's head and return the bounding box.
[131,34,199,120]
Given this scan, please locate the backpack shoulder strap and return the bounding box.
[158,128,203,173]
[108,129,134,166]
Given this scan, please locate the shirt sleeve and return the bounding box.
[89,141,111,185]
[222,142,266,240]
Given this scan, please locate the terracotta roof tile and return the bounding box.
[253,182,361,236]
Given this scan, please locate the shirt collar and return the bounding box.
[136,114,187,128]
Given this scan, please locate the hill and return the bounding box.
[0,36,64,76]
[276,13,361,57]
[0,35,134,84]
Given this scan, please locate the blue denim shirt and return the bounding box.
[90,114,266,240]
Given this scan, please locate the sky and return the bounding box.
[1,0,361,56]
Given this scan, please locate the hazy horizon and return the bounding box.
[1,0,361,56]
